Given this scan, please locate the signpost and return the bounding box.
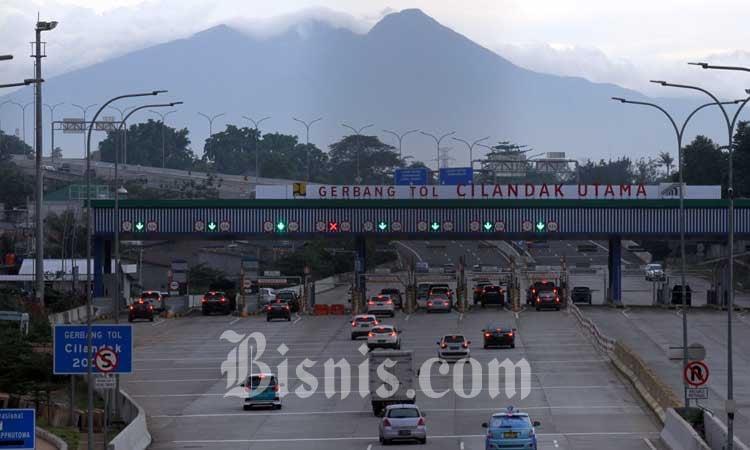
[395,168,429,186]
[53,324,133,374]
[0,409,35,449]
[438,167,473,185]
[684,361,709,387]
[95,374,116,390]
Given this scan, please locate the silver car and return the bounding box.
[437,334,471,361]
[426,293,451,313]
[378,404,427,445]
[645,263,665,281]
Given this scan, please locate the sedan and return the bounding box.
[437,335,470,361]
[379,404,427,445]
[482,325,515,349]
[367,295,396,317]
[426,294,451,313]
[480,285,505,308]
[266,300,291,321]
[367,325,402,350]
[128,299,154,322]
[535,290,562,311]
[350,314,379,340]
[571,286,592,304]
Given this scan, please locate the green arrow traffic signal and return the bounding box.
[483,221,493,231]
[377,221,388,231]
[430,222,440,231]
[135,221,145,232]
[535,220,546,232]
[276,220,287,232]
[207,221,217,232]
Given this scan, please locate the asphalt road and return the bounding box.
[122,303,664,450]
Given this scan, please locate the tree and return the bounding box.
[732,122,750,196]
[202,125,256,175]
[51,146,63,160]
[680,135,727,185]
[98,120,194,170]
[328,135,403,184]
[0,163,33,208]
[45,210,87,259]
[633,157,660,183]
[0,131,32,159]
[658,151,674,177]
[577,157,634,184]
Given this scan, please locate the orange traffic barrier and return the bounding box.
[330,304,345,315]
[313,304,330,315]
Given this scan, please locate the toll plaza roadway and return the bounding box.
[121,302,665,450]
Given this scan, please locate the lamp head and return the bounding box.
[649,80,667,86]
[37,21,58,31]
[611,97,626,103]
[688,62,709,69]
[0,55,12,61]
[152,90,167,95]
[169,101,184,106]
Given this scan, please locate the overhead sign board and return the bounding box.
[0,409,35,449]
[395,168,429,186]
[257,184,721,200]
[53,324,133,374]
[62,118,85,134]
[439,167,473,185]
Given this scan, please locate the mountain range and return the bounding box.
[0,8,731,165]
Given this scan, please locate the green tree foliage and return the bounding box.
[202,125,257,175]
[0,130,32,159]
[732,122,750,196]
[189,263,233,293]
[45,210,87,259]
[577,157,634,184]
[99,120,194,170]
[681,135,727,185]
[328,135,403,184]
[0,162,33,208]
[658,151,674,177]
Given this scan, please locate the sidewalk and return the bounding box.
[584,306,750,445]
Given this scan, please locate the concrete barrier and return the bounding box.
[48,305,90,325]
[704,410,750,450]
[568,303,615,355]
[107,390,151,450]
[36,426,68,450]
[660,408,710,450]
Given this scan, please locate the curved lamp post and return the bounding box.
[342,123,374,184]
[383,128,419,161]
[293,117,322,181]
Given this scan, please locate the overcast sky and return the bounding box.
[2,0,749,98]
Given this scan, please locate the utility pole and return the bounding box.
[33,18,58,311]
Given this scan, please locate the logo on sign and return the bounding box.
[469,221,481,232]
[121,220,133,232]
[495,221,506,232]
[685,361,709,387]
[169,281,179,290]
[391,221,402,232]
[315,221,327,232]
[417,221,428,232]
[340,221,351,232]
[94,347,119,374]
[443,221,454,232]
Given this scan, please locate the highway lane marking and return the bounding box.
[228,317,241,326]
[293,315,302,325]
[405,314,410,321]
[172,431,661,444]
[393,241,423,261]
[643,438,658,450]
[134,385,625,399]
[367,445,372,450]
[151,319,166,327]
[553,439,559,448]
[460,441,465,450]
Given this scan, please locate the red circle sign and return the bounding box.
[684,361,709,387]
[94,347,119,374]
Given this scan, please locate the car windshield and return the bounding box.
[486,325,508,331]
[444,336,465,343]
[388,408,420,418]
[490,415,531,429]
[371,296,389,302]
[484,286,501,292]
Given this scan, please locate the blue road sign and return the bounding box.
[0,409,35,449]
[395,168,429,185]
[53,324,133,375]
[439,167,473,185]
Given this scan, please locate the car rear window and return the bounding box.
[372,327,393,334]
[248,375,276,388]
[444,335,465,343]
[205,292,224,299]
[388,408,420,418]
[430,293,448,299]
[484,286,501,292]
[490,416,531,428]
[355,317,375,323]
[277,292,294,299]
[142,292,160,299]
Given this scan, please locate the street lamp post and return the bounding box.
[242,116,271,184]
[9,101,33,144]
[44,102,64,160]
[382,128,419,162]
[199,112,226,173]
[293,117,322,181]
[148,109,177,168]
[84,90,166,450]
[420,130,456,180]
[342,123,374,185]
[452,136,490,171]
[72,103,98,161]
[612,95,747,410]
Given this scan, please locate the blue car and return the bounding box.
[482,408,540,450]
[241,373,281,410]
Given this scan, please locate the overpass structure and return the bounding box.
[90,198,747,304]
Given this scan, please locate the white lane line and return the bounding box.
[172,432,660,444]
[293,315,302,325]
[460,441,465,450]
[405,314,410,321]
[643,438,658,450]
[151,319,166,327]
[514,312,520,319]
[459,313,464,321]
[553,439,560,448]
[393,241,423,262]
[228,317,240,326]
[152,404,644,419]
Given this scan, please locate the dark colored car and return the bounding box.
[534,290,562,311]
[482,324,516,348]
[429,284,453,302]
[571,286,592,304]
[128,299,154,322]
[266,300,292,321]
[380,288,403,309]
[201,291,234,315]
[473,280,491,304]
[671,284,692,306]
[480,285,505,307]
[140,290,165,311]
[527,281,556,305]
[275,291,300,312]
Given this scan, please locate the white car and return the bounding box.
[437,335,471,361]
[368,325,402,350]
[367,295,395,317]
[645,263,665,281]
[350,314,379,340]
[257,288,277,308]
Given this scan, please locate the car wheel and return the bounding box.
[275,404,282,410]
[419,437,427,444]
[390,312,395,318]
[379,435,385,444]
[149,316,154,322]
[556,307,560,311]
[287,316,291,322]
[536,307,540,311]
[266,317,270,322]
[127,317,133,323]
[202,310,208,316]
[243,405,250,411]
[483,344,488,349]
[511,343,515,349]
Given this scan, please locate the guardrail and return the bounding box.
[36,426,68,450]
[107,390,151,450]
[0,310,30,334]
[568,303,615,354]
